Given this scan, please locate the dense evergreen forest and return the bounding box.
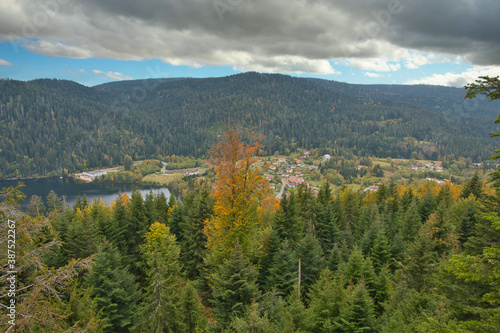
[2,121,500,332]
[1,73,499,178]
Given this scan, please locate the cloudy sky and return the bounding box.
[0,0,499,87]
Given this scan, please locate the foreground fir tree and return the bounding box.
[272,192,304,247]
[444,213,500,331]
[85,243,140,332]
[180,186,214,280]
[338,282,377,333]
[136,222,185,332]
[265,240,298,296]
[307,268,347,332]
[180,281,208,333]
[210,243,260,327]
[296,231,325,298]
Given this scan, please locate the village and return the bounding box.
[71,149,494,198]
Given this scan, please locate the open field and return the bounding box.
[142,173,185,185]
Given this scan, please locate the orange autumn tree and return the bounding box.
[205,129,269,264]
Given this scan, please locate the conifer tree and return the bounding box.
[130,188,148,242]
[356,204,379,243]
[273,192,304,247]
[26,194,46,217]
[110,193,130,256]
[401,198,422,243]
[341,187,362,235]
[296,231,325,298]
[461,171,483,199]
[155,191,169,224]
[307,268,347,332]
[181,186,213,280]
[296,185,318,229]
[436,183,453,208]
[371,228,391,274]
[265,241,298,296]
[373,265,391,315]
[89,198,113,241]
[136,222,185,332]
[332,195,348,234]
[419,191,436,222]
[210,243,260,327]
[46,190,63,212]
[167,203,184,243]
[143,190,158,226]
[404,208,457,292]
[180,281,208,333]
[315,182,339,252]
[65,207,101,260]
[338,282,377,333]
[85,243,140,333]
[229,300,280,332]
[259,228,283,286]
[342,246,376,293]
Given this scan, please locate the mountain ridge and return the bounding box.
[1,73,498,178]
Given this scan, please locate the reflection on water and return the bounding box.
[0,177,170,209]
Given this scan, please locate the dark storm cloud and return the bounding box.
[1,0,499,72]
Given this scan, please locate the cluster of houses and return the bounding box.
[185,168,203,176]
[265,155,320,189]
[409,162,443,172]
[425,177,450,185]
[74,170,108,182]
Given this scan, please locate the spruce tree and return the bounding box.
[307,269,347,332]
[461,171,483,199]
[46,190,63,212]
[26,194,46,217]
[273,192,304,246]
[419,191,436,222]
[403,209,457,292]
[89,198,113,242]
[210,243,260,326]
[65,207,101,260]
[180,281,208,333]
[265,240,298,296]
[180,186,213,280]
[296,231,325,298]
[342,246,376,294]
[338,282,377,333]
[401,198,422,243]
[370,228,391,274]
[110,193,130,256]
[143,190,158,226]
[136,222,185,332]
[85,243,140,333]
[155,191,169,224]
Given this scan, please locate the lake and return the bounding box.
[0,177,171,209]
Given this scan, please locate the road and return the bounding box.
[276,178,287,199]
[160,161,168,173]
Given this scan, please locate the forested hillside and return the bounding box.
[1,73,498,178]
[1,128,499,332]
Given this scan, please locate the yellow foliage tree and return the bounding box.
[204,129,270,264]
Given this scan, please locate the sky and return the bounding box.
[0,0,499,87]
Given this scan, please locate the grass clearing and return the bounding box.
[143,173,185,185]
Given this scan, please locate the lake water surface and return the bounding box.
[0,177,170,209]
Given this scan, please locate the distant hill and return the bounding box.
[93,78,189,92]
[0,73,499,178]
